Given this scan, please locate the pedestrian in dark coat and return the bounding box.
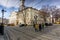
[39,24,42,31]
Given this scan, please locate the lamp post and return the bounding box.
[0,9,6,35]
[1,9,6,26]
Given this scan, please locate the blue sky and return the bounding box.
[0,0,60,19]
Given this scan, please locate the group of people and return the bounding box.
[33,23,45,32]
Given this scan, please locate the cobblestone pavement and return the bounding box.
[4,24,60,40]
[0,35,4,40]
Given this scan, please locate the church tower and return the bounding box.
[20,0,25,11]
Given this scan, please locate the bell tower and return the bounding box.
[20,0,25,11]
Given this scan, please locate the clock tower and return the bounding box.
[20,0,25,11]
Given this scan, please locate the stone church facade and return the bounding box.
[17,7,44,25]
[9,7,44,26]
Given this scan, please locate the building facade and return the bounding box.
[9,7,44,26]
[9,12,17,26]
[17,7,44,25]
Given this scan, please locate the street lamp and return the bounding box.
[1,9,6,26]
[0,9,6,35]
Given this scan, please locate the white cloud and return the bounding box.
[0,0,20,8]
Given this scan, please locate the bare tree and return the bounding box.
[39,10,49,23]
[40,5,58,23]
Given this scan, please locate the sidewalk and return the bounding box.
[0,35,4,40]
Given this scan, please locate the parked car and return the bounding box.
[0,23,4,35]
[19,24,27,27]
[55,21,60,24]
[45,22,53,26]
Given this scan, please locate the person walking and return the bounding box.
[39,24,42,31]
